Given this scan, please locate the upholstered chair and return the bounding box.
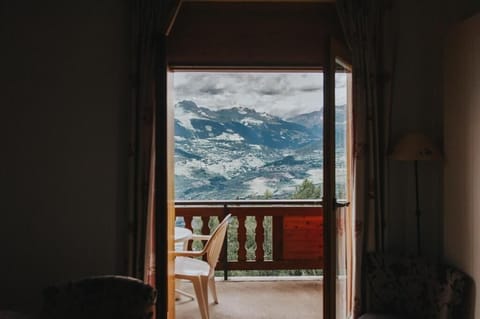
[360,253,468,319]
[40,275,156,319]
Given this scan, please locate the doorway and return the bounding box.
[165,2,352,318]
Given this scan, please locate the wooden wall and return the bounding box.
[168,2,343,68]
[283,216,323,260]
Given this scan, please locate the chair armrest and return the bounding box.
[174,250,205,258]
[191,234,211,241]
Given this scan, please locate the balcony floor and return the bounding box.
[175,277,346,319]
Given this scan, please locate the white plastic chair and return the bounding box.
[174,214,232,319]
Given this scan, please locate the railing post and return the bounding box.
[255,215,265,262]
[223,203,229,280]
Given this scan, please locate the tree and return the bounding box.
[291,179,321,199]
[263,189,273,199]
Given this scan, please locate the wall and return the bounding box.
[168,2,342,67]
[385,0,479,258]
[0,0,130,314]
[444,13,480,319]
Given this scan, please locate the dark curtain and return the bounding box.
[336,0,387,317]
[128,0,170,286]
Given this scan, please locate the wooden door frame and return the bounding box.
[156,2,350,318]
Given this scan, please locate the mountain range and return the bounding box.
[174,100,345,200]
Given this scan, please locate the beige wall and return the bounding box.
[0,0,130,314]
[444,13,480,319]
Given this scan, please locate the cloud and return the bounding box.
[335,74,347,88]
[199,86,225,95]
[258,88,284,95]
[173,72,328,118]
[299,86,322,92]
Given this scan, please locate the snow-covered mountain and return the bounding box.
[175,100,317,149]
[287,110,322,133]
[174,100,344,200]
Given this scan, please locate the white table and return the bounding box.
[174,227,193,301]
[175,227,192,245]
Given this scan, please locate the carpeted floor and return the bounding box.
[175,279,332,319]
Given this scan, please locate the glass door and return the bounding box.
[324,39,352,319]
[335,59,352,319]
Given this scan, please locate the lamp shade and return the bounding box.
[390,133,442,161]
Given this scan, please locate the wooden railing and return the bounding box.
[175,200,347,276]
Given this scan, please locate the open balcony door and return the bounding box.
[324,38,352,319]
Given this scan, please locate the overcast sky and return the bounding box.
[173,72,346,119]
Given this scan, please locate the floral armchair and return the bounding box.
[359,253,468,319]
[40,275,156,319]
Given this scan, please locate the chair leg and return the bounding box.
[175,288,195,301]
[200,276,210,318]
[192,276,209,319]
[208,276,219,304]
[175,278,195,302]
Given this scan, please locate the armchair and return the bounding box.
[40,275,156,319]
[360,253,468,319]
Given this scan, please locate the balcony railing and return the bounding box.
[175,200,348,278]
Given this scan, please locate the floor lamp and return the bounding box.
[390,133,442,255]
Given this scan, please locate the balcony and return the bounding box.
[176,278,327,319]
[175,200,349,319]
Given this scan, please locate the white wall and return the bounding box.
[444,13,480,319]
[0,0,130,314]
